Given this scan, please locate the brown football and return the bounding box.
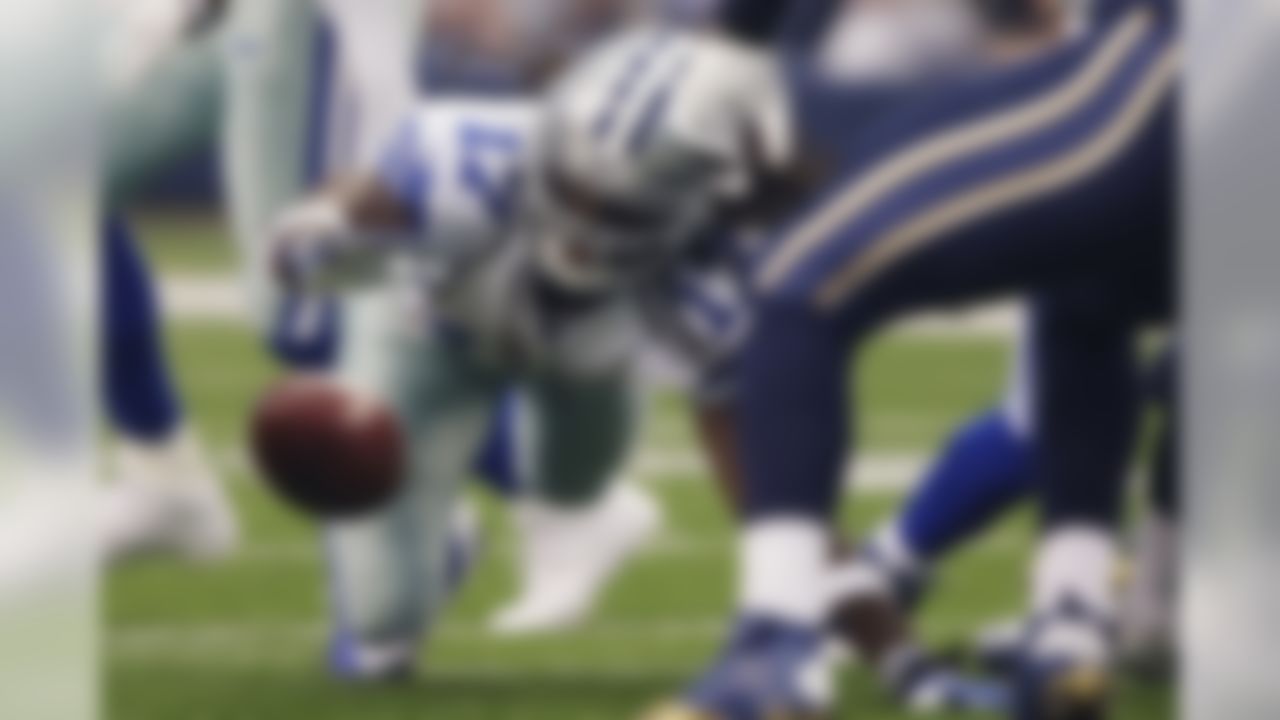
[250,375,405,518]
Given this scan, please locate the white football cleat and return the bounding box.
[489,482,661,636]
[99,428,239,564]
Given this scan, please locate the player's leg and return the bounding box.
[1016,282,1153,718]
[1118,346,1179,674]
[220,0,326,342]
[833,312,1037,695]
[102,217,181,445]
[99,10,237,563]
[220,0,426,362]
[98,215,237,562]
[472,390,529,499]
[832,404,1035,712]
[658,8,1176,717]
[491,371,661,635]
[855,314,1038,607]
[323,296,501,680]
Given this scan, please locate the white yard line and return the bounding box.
[161,276,1020,338]
[112,618,730,646]
[109,612,999,670]
[227,532,731,566]
[162,275,248,321]
[630,449,932,493]
[225,529,1028,568]
[218,445,935,494]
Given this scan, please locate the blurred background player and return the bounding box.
[99,0,239,562]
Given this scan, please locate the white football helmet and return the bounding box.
[530,25,793,292]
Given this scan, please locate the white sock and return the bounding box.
[741,517,828,626]
[1033,524,1117,616]
[1031,525,1117,663]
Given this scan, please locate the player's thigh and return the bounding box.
[335,289,499,496]
[757,12,1176,331]
[527,371,639,504]
[325,306,499,621]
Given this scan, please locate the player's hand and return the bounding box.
[270,197,354,291]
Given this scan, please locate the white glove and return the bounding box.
[270,197,359,291]
[663,32,795,197]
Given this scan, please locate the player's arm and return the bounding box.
[269,176,417,292]
[270,110,439,291]
[645,260,755,513]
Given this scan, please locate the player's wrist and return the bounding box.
[270,197,356,291]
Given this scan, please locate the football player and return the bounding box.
[226,0,665,649]
[99,0,239,562]
[803,2,1181,694]
[524,0,1175,717]
[267,86,711,676]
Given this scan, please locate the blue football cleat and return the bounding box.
[327,630,417,683]
[884,648,1012,715]
[1012,656,1109,720]
[643,616,835,720]
[1011,601,1114,720]
[328,502,484,682]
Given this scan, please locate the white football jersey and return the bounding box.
[375,99,633,378]
[375,98,751,387]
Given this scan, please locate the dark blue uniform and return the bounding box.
[104,216,182,441]
[737,2,1176,533]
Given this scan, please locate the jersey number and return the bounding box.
[457,123,522,223]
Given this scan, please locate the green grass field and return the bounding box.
[106,214,1173,719]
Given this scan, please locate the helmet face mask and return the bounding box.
[527,132,721,294]
[526,27,739,294]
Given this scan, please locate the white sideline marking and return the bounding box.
[229,528,1027,567]
[113,618,729,646]
[162,276,1019,338]
[234,532,733,565]
[219,446,934,494]
[109,619,732,671]
[629,450,931,493]
[162,276,247,320]
[109,610,996,670]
